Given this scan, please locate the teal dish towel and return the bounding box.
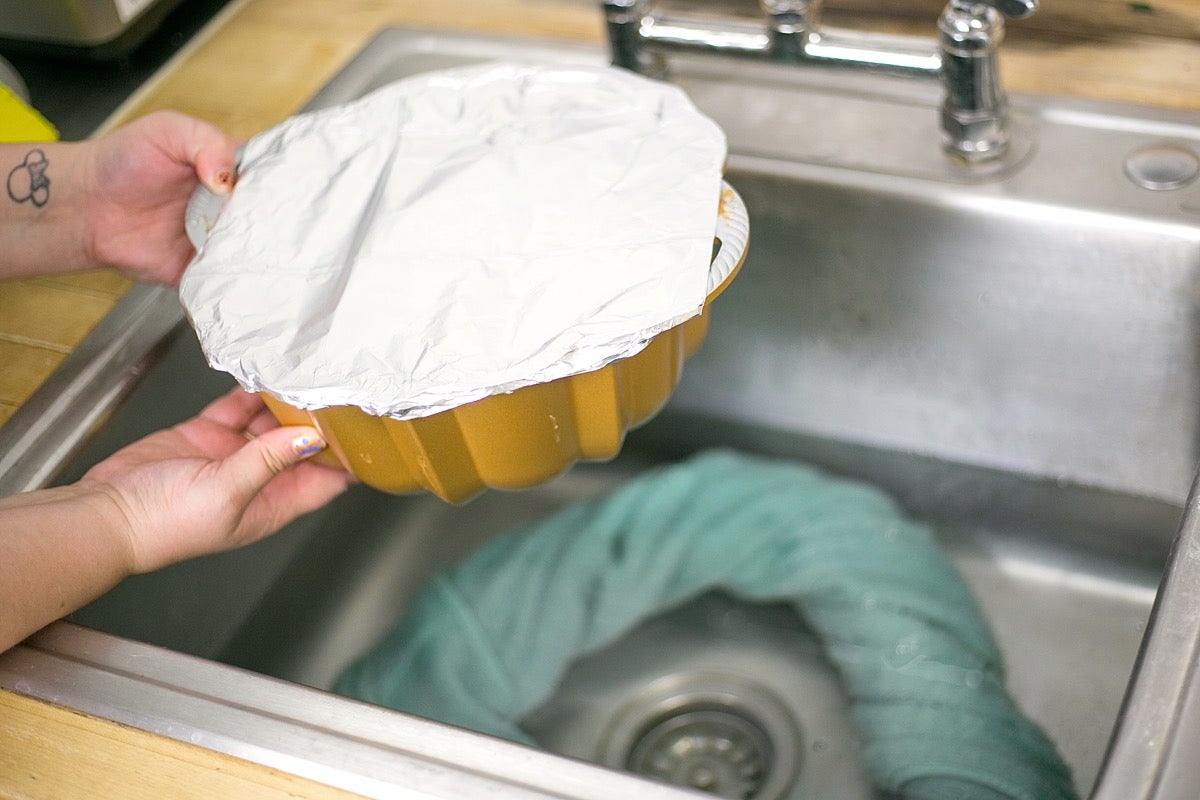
[335,449,1078,800]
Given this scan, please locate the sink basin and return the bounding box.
[4,26,1200,800]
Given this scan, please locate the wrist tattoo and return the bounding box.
[6,149,50,208]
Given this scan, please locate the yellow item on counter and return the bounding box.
[0,84,57,143]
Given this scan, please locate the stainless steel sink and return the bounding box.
[4,26,1200,800]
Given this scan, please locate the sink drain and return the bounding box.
[600,673,801,800]
[626,704,774,799]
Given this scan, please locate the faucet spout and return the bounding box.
[759,0,815,63]
[600,0,1038,164]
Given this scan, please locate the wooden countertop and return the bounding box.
[2,0,1200,795]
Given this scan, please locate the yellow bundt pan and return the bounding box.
[263,183,749,503]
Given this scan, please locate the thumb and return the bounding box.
[169,113,240,195]
[217,426,328,504]
[193,126,240,196]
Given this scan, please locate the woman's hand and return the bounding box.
[82,388,353,573]
[79,110,239,286]
[0,388,352,652]
[1,110,239,285]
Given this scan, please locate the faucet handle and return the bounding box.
[988,0,1037,19]
[951,0,1037,19]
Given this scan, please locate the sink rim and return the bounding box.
[3,25,1200,800]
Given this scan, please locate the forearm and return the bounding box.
[0,484,135,652]
[0,141,94,280]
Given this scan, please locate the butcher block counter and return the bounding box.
[2,0,1200,795]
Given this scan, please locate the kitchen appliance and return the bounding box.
[0,0,185,58]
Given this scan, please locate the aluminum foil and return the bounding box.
[179,61,727,420]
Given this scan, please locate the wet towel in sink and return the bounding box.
[334,449,1078,800]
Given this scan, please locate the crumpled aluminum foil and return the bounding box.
[179,61,727,420]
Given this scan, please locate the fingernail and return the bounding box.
[212,169,234,194]
[292,433,327,459]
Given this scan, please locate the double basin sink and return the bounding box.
[3,26,1200,800]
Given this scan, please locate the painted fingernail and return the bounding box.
[292,433,327,459]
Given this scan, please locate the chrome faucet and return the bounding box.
[602,0,1038,163]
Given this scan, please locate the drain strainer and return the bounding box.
[600,673,801,800]
[626,704,774,798]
